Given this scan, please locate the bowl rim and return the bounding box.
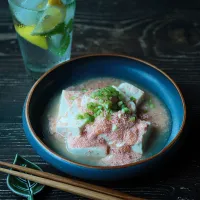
[25,53,186,170]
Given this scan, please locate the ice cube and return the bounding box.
[49,34,63,48]
[64,1,76,25]
[21,0,48,10]
[9,0,42,26]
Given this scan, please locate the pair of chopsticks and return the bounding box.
[0,161,144,200]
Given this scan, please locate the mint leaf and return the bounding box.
[65,19,74,34]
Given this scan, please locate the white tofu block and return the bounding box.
[112,85,136,113]
[57,90,83,117]
[98,134,114,145]
[98,134,125,147]
[127,101,136,113]
[57,90,69,118]
[112,85,126,98]
[56,90,89,136]
[118,83,144,105]
[66,116,87,137]
[67,144,108,157]
[68,100,82,117]
[56,121,68,135]
[115,142,126,147]
[99,154,114,165]
[56,119,86,137]
[81,94,97,110]
[56,108,87,136]
[131,121,151,154]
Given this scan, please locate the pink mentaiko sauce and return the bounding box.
[44,78,171,166]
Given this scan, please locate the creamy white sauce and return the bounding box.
[42,78,171,166]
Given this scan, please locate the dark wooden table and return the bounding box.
[1,0,200,199]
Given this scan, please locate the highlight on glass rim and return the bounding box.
[8,0,76,78]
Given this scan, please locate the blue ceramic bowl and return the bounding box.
[23,54,186,181]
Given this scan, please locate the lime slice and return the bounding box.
[65,18,73,33]
[48,0,62,5]
[15,25,48,50]
[35,18,73,37]
[31,6,66,35]
[50,34,63,48]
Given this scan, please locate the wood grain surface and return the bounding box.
[0,0,200,199]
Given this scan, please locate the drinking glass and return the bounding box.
[8,0,76,79]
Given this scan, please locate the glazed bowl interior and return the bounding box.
[25,55,185,172]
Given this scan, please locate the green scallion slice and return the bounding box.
[82,88,88,92]
[148,98,155,109]
[69,96,76,100]
[112,124,118,132]
[122,107,130,113]
[130,96,136,102]
[130,116,136,121]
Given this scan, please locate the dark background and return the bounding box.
[1,0,200,199]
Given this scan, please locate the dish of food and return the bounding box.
[23,54,185,180]
[43,78,171,166]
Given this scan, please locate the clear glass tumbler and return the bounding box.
[8,0,76,79]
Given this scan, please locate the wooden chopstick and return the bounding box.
[0,167,121,200]
[0,161,144,200]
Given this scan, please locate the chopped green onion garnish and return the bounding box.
[148,98,155,109]
[96,110,102,116]
[122,107,130,113]
[130,116,136,121]
[78,85,133,124]
[87,102,99,111]
[94,107,99,113]
[106,113,111,120]
[121,104,126,109]
[69,96,76,100]
[118,113,122,118]
[77,113,94,123]
[99,99,104,103]
[77,114,84,120]
[86,114,95,123]
[118,101,123,106]
[149,103,155,109]
[108,110,113,114]
[130,96,136,102]
[91,86,120,101]
[94,113,97,118]
[97,105,103,109]
[118,94,124,101]
[83,113,95,123]
[104,101,112,109]
[82,88,88,92]
[112,124,118,131]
